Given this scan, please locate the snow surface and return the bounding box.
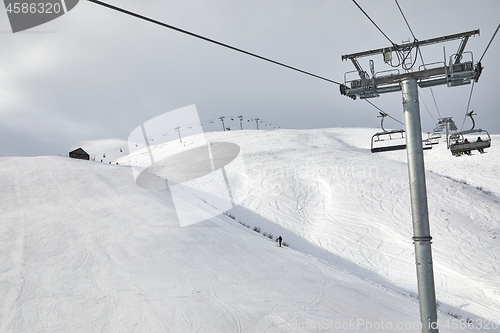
[1,127,499,332]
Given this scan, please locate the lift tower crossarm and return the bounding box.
[351,58,368,79]
[341,29,479,60]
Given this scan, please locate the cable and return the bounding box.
[396,1,442,122]
[87,0,341,86]
[428,87,442,119]
[417,47,442,120]
[459,80,476,131]
[479,23,500,62]
[364,99,404,126]
[353,0,415,71]
[351,0,396,46]
[351,0,413,70]
[395,0,416,40]
[415,46,442,119]
[456,24,499,130]
[393,1,421,72]
[418,91,436,124]
[455,24,498,130]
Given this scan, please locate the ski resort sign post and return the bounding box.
[340,30,482,333]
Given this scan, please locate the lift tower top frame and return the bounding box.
[340,30,481,333]
[340,30,481,99]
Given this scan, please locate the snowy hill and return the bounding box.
[1,128,499,332]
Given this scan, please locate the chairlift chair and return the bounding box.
[448,111,491,155]
[371,112,407,153]
[371,130,407,153]
[424,132,441,146]
[371,113,433,153]
[434,124,445,132]
[449,129,491,155]
[430,132,442,140]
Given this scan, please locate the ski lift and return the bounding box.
[434,124,445,133]
[430,131,442,140]
[371,113,432,153]
[424,132,441,146]
[371,113,407,153]
[448,111,491,155]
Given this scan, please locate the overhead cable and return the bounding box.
[395,0,416,40]
[456,24,499,130]
[418,91,436,124]
[397,1,442,120]
[364,99,404,126]
[479,23,500,62]
[351,0,395,46]
[460,81,476,131]
[87,0,341,85]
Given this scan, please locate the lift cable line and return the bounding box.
[416,48,442,119]
[460,80,476,131]
[428,86,442,119]
[459,24,498,130]
[389,1,440,130]
[479,23,500,62]
[394,0,421,72]
[87,0,341,86]
[396,0,442,121]
[351,0,395,46]
[395,0,416,40]
[418,91,436,125]
[364,99,404,126]
[351,0,419,71]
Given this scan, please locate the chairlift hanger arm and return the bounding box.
[341,29,480,61]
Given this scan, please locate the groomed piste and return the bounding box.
[1,128,499,332]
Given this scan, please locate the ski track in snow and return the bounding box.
[227,128,500,327]
[1,128,499,332]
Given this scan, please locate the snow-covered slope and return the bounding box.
[1,128,498,332]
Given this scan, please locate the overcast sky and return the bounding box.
[1,0,499,157]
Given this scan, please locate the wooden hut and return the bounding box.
[69,147,90,160]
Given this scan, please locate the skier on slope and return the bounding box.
[277,236,282,247]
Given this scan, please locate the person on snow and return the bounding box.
[277,236,283,247]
